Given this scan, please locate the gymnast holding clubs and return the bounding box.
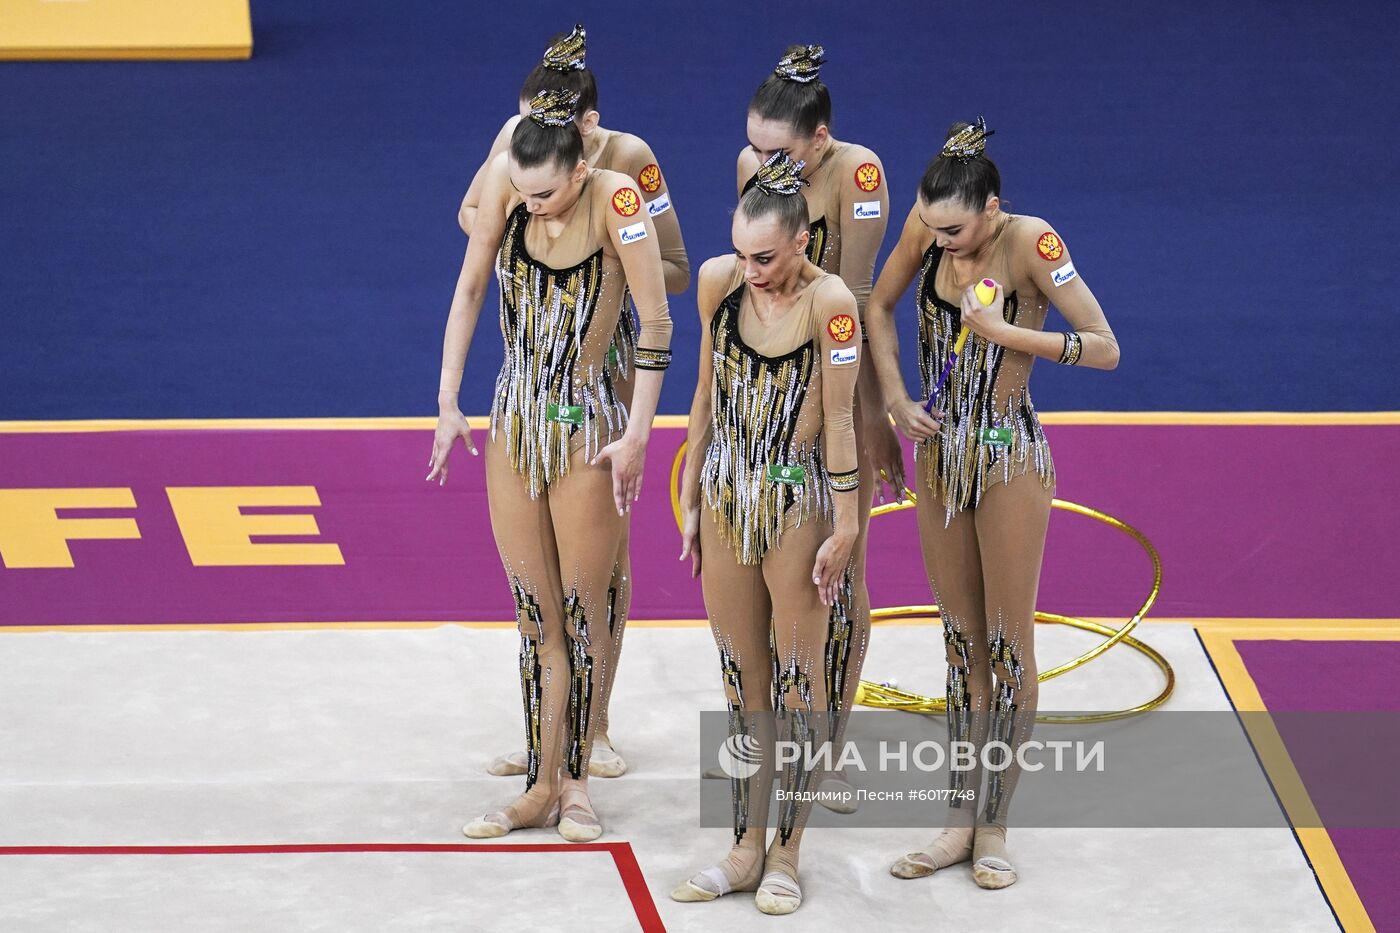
[863,117,1119,889]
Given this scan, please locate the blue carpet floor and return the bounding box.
[2,0,1397,417]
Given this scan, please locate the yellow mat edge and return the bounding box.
[0,47,250,60]
[1198,624,1389,933]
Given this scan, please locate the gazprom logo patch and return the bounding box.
[619,221,648,244]
[1051,261,1077,287]
[853,200,881,219]
[830,347,859,365]
[646,192,672,217]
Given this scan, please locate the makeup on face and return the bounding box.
[919,199,992,255]
[509,161,580,218]
[733,215,805,293]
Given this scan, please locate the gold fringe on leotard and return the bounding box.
[607,301,638,384]
[490,203,625,498]
[805,216,828,267]
[700,287,833,565]
[914,247,1054,520]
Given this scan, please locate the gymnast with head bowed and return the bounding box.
[460,25,690,781]
[427,88,673,843]
[672,151,861,915]
[734,44,899,805]
[459,25,688,290]
[863,118,1119,888]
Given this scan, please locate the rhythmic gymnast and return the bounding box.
[864,118,1119,888]
[460,25,690,780]
[734,44,898,808]
[673,152,861,915]
[428,89,673,842]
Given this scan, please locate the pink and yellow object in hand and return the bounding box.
[922,279,996,413]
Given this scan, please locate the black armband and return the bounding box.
[634,346,672,371]
[1057,332,1083,366]
[829,469,860,493]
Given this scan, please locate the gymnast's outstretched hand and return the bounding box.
[593,434,645,515]
[426,409,477,486]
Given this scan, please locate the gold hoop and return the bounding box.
[668,442,1175,723]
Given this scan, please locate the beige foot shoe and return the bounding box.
[463,802,558,839]
[671,856,763,903]
[462,815,510,839]
[670,867,732,903]
[558,802,603,843]
[485,750,528,777]
[755,870,802,915]
[557,806,602,834]
[972,824,1017,889]
[588,734,628,778]
[890,829,974,879]
[972,856,1017,889]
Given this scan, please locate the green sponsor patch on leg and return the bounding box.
[606,344,619,367]
[766,464,806,485]
[547,403,584,425]
[978,426,1012,446]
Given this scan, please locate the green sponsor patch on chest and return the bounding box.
[547,403,584,425]
[978,426,1013,446]
[767,464,806,485]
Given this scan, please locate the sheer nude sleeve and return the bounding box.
[599,171,673,371]
[813,277,861,490]
[1016,219,1119,370]
[615,134,690,294]
[834,147,890,325]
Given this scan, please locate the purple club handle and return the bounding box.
[923,353,958,413]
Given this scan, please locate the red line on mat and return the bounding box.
[0,843,666,931]
[609,843,667,933]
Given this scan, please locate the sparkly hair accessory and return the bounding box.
[773,44,825,83]
[752,150,808,196]
[542,24,587,72]
[941,117,994,162]
[527,89,580,128]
